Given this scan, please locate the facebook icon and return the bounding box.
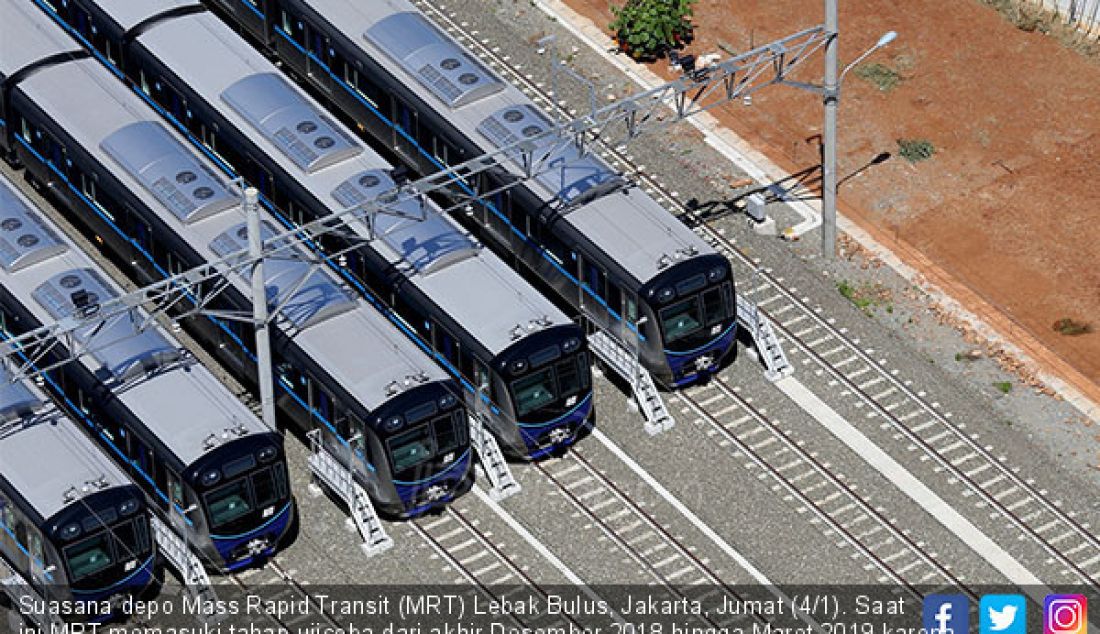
[924,595,969,634]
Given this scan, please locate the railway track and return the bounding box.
[535,447,759,631]
[678,379,961,596]
[415,0,1100,591]
[411,502,595,632]
[227,558,343,632]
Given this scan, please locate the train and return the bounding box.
[198,0,739,388]
[1,12,475,519]
[37,0,596,459]
[0,364,156,625]
[0,141,293,575]
[0,184,158,621]
[0,0,294,574]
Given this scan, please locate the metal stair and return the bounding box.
[306,429,393,557]
[150,515,221,623]
[0,556,64,632]
[736,294,792,381]
[468,415,521,501]
[587,329,675,435]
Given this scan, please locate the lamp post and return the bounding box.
[821,6,897,260]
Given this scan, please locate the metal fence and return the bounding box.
[1031,0,1100,36]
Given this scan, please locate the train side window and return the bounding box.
[343,62,359,89]
[433,322,460,367]
[584,261,607,301]
[73,8,92,39]
[474,361,491,392]
[459,346,475,380]
[0,499,13,531]
[608,283,623,319]
[394,99,417,141]
[19,117,31,143]
[168,473,184,508]
[310,30,330,64]
[153,454,167,492]
[625,294,639,325]
[80,173,97,201]
[28,531,43,565]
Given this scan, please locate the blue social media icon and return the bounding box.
[981,595,1026,634]
[924,595,970,634]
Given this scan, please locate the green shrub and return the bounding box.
[1052,318,1093,336]
[897,138,935,163]
[854,63,902,92]
[609,0,696,60]
[993,381,1013,394]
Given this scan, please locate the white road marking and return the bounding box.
[774,377,1049,598]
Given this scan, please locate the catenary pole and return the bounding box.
[822,0,839,259]
[246,187,277,431]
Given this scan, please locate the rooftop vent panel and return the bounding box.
[477,105,621,205]
[221,73,361,174]
[209,221,357,330]
[100,121,239,224]
[365,12,504,109]
[0,185,66,272]
[32,268,180,384]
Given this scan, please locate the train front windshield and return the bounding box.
[659,278,735,350]
[62,512,151,584]
[386,408,467,475]
[508,340,589,420]
[202,455,289,532]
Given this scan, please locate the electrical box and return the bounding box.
[746,193,766,222]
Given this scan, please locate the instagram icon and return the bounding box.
[1045,595,1088,634]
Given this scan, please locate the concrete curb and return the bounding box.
[533,0,1100,422]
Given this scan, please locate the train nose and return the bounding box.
[423,484,448,502]
[547,426,572,445]
[694,354,715,372]
[246,538,269,556]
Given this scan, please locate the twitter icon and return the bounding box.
[981,595,1027,634]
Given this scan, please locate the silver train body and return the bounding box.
[198,0,739,388]
[37,0,595,458]
[2,10,474,519]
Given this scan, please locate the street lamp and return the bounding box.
[821,16,898,259]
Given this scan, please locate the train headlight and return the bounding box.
[707,266,726,282]
[438,393,457,409]
[509,359,528,375]
[257,446,278,463]
[118,499,139,516]
[656,287,675,303]
[200,470,221,487]
[562,337,580,353]
[61,524,81,540]
[382,416,403,432]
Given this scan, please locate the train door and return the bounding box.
[306,25,333,94]
[27,530,49,585]
[167,472,189,533]
[392,98,418,163]
[581,258,608,326]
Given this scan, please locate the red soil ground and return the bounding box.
[567,0,1100,395]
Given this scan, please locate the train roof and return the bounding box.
[0,86,269,467]
[89,0,200,32]
[134,12,574,355]
[300,0,717,284]
[0,1,85,80]
[15,57,452,412]
[0,181,137,522]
